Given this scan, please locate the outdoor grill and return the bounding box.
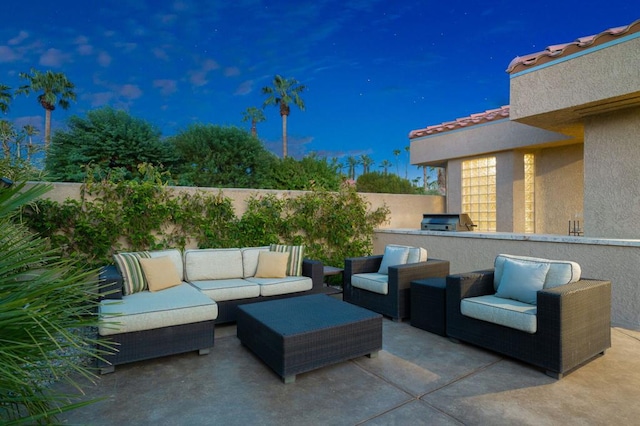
[421,213,476,231]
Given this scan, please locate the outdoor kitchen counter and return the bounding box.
[373,227,640,331]
[377,228,640,248]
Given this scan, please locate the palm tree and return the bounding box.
[360,154,374,175]
[16,68,76,149]
[0,120,16,158]
[346,155,359,180]
[0,84,11,114]
[262,75,305,158]
[241,106,266,138]
[22,124,39,161]
[393,149,401,175]
[379,159,393,175]
[404,145,410,179]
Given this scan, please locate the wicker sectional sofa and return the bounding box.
[97,246,324,373]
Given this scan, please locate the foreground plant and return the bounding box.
[0,181,106,425]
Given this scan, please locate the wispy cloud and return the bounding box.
[224,67,240,77]
[153,47,170,61]
[234,80,253,95]
[119,84,142,99]
[98,51,112,67]
[0,46,18,63]
[8,30,29,45]
[39,48,69,67]
[153,79,178,96]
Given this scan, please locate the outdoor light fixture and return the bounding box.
[0,177,13,189]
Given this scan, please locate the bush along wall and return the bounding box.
[23,175,390,269]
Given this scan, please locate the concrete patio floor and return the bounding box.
[56,303,640,425]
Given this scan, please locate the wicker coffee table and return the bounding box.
[237,294,382,383]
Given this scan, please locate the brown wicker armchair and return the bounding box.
[446,262,611,379]
[343,248,450,321]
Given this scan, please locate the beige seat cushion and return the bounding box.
[461,295,537,333]
[351,273,389,295]
[99,283,217,336]
[246,276,313,297]
[190,278,260,302]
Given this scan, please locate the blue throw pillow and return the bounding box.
[495,258,550,305]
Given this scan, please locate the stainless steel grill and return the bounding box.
[421,213,476,231]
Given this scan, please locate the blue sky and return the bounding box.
[1,1,638,179]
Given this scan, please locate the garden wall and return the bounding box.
[33,182,445,230]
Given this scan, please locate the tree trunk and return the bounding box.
[423,166,427,191]
[44,108,52,150]
[281,113,288,158]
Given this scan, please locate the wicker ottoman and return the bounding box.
[237,294,382,383]
[410,277,447,336]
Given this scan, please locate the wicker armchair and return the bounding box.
[446,268,611,378]
[343,252,450,321]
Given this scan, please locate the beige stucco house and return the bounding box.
[409,19,640,239]
[389,19,640,329]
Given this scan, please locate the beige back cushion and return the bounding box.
[493,254,581,291]
[184,248,243,281]
[241,246,270,278]
[149,249,184,281]
[387,244,428,263]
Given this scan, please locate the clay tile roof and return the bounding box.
[408,105,510,139]
[506,18,640,74]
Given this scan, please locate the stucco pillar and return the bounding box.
[583,107,640,239]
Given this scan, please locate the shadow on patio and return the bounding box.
[56,308,640,425]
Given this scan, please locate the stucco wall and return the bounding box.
[535,144,584,235]
[509,35,640,130]
[584,107,640,239]
[374,229,640,330]
[31,182,445,230]
[410,119,572,166]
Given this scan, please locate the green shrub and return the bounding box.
[0,181,107,425]
[23,170,389,269]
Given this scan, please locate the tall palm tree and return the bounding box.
[262,75,305,158]
[404,145,410,179]
[379,159,393,175]
[16,68,76,149]
[360,154,374,175]
[393,149,401,175]
[241,106,266,138]
[346,155,359,180]
[0,120,16,158]
[22,124,39,161]
[0,84,12,114]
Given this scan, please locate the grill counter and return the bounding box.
[421,213,476,231]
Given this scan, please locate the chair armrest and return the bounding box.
[99,265,123,300]
[302,258,324,292]
[537,279,612,333]
[388,258,451,293]
[343,255,384,288]
[446,269,495,301]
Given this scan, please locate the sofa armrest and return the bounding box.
[343,255,384,288]
[99,265,123,300]
[302,258,324,292]
[388,258,450,294]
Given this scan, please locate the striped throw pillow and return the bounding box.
[113,251,151,295]
[269,244,305,276]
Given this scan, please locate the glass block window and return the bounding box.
[524,153,535,233]
[461,157,496,231]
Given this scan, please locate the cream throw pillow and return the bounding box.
[138,256,182,292]
[255,251,290,278]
